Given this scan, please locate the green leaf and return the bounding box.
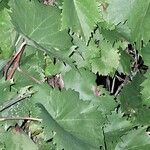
[0,130,38,150]
[115,127,150,150]
[103,0,150,47]
[63,68,117,115]
[0,86,34,115]
[64,68,97,100]
[91,40,120,75]
[119,74,144,113]
[141,42,150,67]
[118,48,132,75]
[141,71,150,105]
[134,106,150,126]
[10,0,76,68]
[128,0,150,47]
[33,86,105,150]
[0,78,15,105]
[13,46,45,88]
[10,0,72,51]
[104,0,134,26]
[0,0,10,11]
[100,27,124,43]
[0,59,7,72]
[72,35,120,75]
[38,103,104,150]
[104,111,133,150]
[100,24,131,44]
[71,34,92,69]
[0,8,13,59]
[62,0,101,43]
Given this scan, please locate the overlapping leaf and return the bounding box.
[91,40,120,75]
[64,68,97,100]
[118,48,132,74]
[63,68,117,115]
[62,0,101,43]
[104,111,133,150]
[10,0,76,68]
[128,0,150,46]
[10,0,72,51]
[119,74,144,113]
[31,85,105,149]
[115,127,150,150]
[72,35,120,75]
[103,0,134,26]
[0,0,150,149]
[102,0,150,47]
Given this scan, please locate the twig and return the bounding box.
[4,41,27,80]
[106,76,111,92]
[111,76,116,94]
[115,76,129,97]
[15,35,22,46]
[0,116,42,122]
[116,75,125,82]
[0,87,34,112]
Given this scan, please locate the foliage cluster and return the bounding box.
[0,0,150,149]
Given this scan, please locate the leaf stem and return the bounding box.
[17,67,42,84]
[0,116,42,122]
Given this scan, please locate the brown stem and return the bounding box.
[4,41,27,80]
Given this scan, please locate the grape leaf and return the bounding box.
[32,85,105,149]
[115,127,150,150]
[62,0,101,43]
